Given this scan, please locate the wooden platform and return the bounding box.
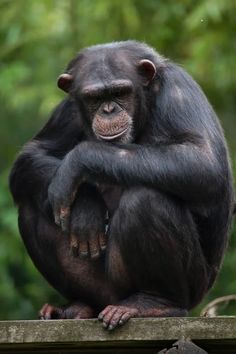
[1,317,236,353]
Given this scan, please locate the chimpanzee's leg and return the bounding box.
[102,187,208,329]
[18,194,118,320]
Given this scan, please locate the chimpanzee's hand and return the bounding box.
[48,155,83,231]
[70,184,108,260]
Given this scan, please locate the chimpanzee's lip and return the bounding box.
[98,127,129,140]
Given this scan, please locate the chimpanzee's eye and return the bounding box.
[113,87,132,101]
[83,95,101,106]
[116,92,125,98]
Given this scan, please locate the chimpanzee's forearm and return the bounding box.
[63,140,224,203]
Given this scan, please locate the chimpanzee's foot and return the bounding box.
[39,301,94,319]
[98,293,187,330]
[98,304,138,330]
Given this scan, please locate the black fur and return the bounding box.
[9,41,234,318]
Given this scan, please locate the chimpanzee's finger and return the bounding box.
[70,234,79,256]
[54,206,61,227]
[60,207,70,232]
[39,303,64,320]
[89,237,100,260]
[78,241,89,259]
[99,233,107,252]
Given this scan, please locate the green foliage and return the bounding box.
[0,0,236,319]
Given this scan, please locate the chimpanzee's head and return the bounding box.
[57,41,162,143]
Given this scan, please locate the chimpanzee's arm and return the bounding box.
[9,99,83,210]
[10,141,59,205]
[53,138,223,200]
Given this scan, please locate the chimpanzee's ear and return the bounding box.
[57,73,73,92]
[138,59,157,86]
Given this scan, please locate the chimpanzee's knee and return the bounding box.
[107,187,208,309]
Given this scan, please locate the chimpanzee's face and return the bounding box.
[57,45,157,143]
[79,78,135,143]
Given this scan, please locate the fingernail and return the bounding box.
[98,314,104,321]
[103,322,108,328]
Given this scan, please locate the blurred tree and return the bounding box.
[0,0,235,319]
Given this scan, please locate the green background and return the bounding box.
[0,0,236,319]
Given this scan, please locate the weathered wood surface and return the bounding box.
[1,317,236,353]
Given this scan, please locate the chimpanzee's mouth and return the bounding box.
[98,127,129,141]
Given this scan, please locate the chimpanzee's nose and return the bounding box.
[103,102,116,114]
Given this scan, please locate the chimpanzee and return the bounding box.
[10,41,234,330]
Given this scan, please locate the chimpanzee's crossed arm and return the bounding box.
[48,139,223,228]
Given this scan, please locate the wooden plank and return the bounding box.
[0,317,236,353]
